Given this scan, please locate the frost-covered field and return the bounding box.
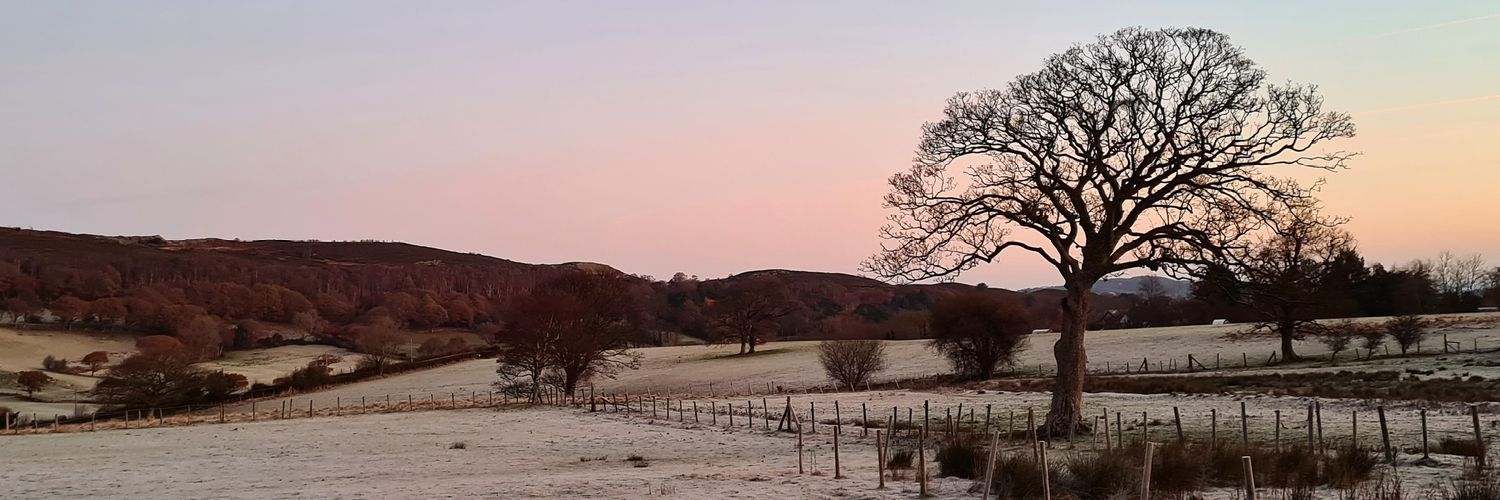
[0,405,975,499]
[231,313,1500,415]
[6,389,1491,499]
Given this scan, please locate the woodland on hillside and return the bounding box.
[0,228,1496,368]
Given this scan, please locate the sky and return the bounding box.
[2,1,1497,289]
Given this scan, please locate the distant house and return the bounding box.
[1479,306,1499,313]
[1211,319,1229,326]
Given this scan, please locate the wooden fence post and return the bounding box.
[984,404,992,436]
[1420,408,1430,460]
[1102,409,1110,451]
[919,418,929,497]
[1241,456,1257,500]
[833,412,843,479]
[1141,442,1157,500]
[1039,441,1051,500]
[1173,406,1184,442]
[1378,406,1393,464]
[1307,403,1315,449]
[1316,401,1325,454]
[1274,410,1282,452]
[1472,405,1486,469]
[1352,410,1359,448]
[863,403,869,437]
[1240,401,1249,448]
[796,413,805,474]
[876,429,886,489]
[983,431,999,500]
[836,401,842,436]
[1210,408,1218,449]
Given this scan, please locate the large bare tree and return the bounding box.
[864,27,1355,435]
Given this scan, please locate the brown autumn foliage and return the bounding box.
[81,351,110,375]
[93,348,245,408]
[135,335,185,355]
[17,370,52,396]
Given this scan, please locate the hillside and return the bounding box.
[0,227,1151,350]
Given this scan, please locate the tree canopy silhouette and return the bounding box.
[865,27,1355,435]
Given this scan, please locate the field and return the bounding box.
[227,313,1500,416]
[5,314,1500,499]
[0,327,361,422]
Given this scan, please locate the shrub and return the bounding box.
[16,370,52,396]
[989,454,1048,500]
[1152,442,1208,497]
[1386,315,1428,355]
[1265,445,1321,489]
[887,449,914,470]
[928,294,1031,379]
[1445,468,1500,500]
[42,355,69,372]
[1062,450,1136,500]
[281,360,334,390]
[449,441,467,450]
[935,441,980,479]
[1323,447,1378,489]
[816,340,887,390]
[1318,321,1362,360]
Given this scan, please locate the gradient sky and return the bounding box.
[3,1,1497,288]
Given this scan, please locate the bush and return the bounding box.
[1062,450,1136,500]
[816,340,887,390]
[1446,468,1500,500]
[887,449,914,470]
[928,294,1031,379]
[989,454,1048,500]
[280,360,334,390]
[1152,442,1208,497]
[42,355,69,372]
[1323,447,1378,489]
[1318,321,1361,360]
[1386,315,1428,355]
[935,441,980,479]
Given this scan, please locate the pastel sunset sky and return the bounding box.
[3,1,1496,288]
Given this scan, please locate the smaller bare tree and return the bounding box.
[928,294,1031,379]
[817,340,888,390]
[1358,327,1385,360]
[1316,321,1360,361]
[1386,314,1428,355]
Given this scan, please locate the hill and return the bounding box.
[0,227,1146,349]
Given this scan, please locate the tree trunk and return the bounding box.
[748,335,757,354]
[1277,320,1299,361]
[1042,285,1091,437]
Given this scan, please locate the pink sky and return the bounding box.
[1,2,1496,288]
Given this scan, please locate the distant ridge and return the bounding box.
[1023,275,1192,299]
